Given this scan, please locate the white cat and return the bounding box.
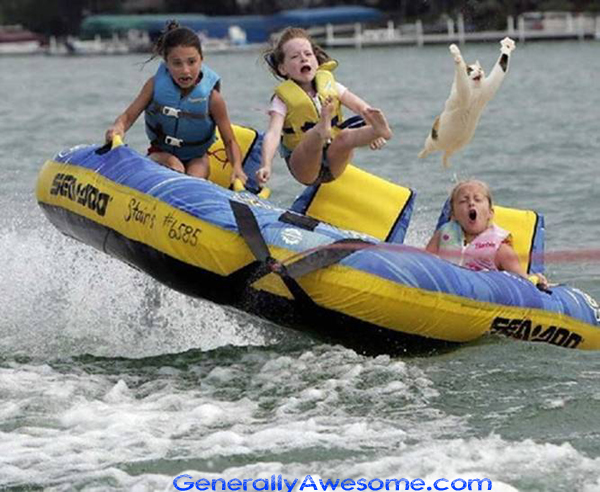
[418,37,516,167]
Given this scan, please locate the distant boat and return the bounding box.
[0,25,44,55]
[197,25,255,53]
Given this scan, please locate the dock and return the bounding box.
[310,12,600,48]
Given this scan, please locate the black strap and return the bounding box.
[338,115,366,130]
[300,115,341,134]
[230,200,373,309]
[230,200,316,307]
[285,238,373,279]
[279,211,320,231]
[285,115,345,137]
[148,102,208,120]
[146,122,215,148]
[230,200,271,263]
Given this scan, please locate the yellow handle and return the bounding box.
[233,179,245,192]
[111,134,124,149]
[233,179,271,199]
[257,187,271,200]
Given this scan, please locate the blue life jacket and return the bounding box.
[144,63,220,161]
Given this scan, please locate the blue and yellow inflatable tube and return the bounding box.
[35,128,600,353]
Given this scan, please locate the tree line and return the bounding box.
[2,0,598,36]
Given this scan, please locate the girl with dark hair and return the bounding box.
[106,21,245,183]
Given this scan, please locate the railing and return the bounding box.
[309,13,600,48]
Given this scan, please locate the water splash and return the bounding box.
[0,207,278,360]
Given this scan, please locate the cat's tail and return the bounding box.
[442,153,451,168]
[419,129,436,159]
[418,141,433,158]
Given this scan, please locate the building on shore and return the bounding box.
[79,6,384,44]
[315,11,600,48]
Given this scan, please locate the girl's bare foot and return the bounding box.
[370,137,387,150]
[363,107,392,140]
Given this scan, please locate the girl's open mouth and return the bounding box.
[469,209,477,221]
[301,65,312,73]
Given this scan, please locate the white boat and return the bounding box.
[47,34,131,56]
[0,25,44,55]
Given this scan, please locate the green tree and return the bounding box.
[1,0,122,35]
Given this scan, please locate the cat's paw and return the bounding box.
[500,37,516,54]
[449,44,462,62]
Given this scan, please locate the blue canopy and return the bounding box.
[80,7,384,43]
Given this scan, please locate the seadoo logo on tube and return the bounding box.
[49,172,112,217]
[490,316,583,349]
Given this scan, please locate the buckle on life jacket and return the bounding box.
[147,121,214,149]
[161,106,180,118]
[164,135,183,147]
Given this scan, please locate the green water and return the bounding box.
[1,41,599,491]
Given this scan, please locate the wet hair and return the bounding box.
[151,20,203,61]
[449,180,493,215]
[262,27,331,79]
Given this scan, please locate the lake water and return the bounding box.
[1,40,600,491]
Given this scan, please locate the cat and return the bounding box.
[418,37,516,168]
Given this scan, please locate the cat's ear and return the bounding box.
[475,60,482,69]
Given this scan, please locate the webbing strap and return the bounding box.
[149,102,208,120]
[338,114,366,130]
[230,201,372,307]
[285,238,373,279]
[146,122,214,148]
[230,200,315,307]
[230,200,270,263]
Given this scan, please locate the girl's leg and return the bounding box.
[287,100,334,185]
[150,152,185,173]
[326,108,392,178]
[185,154,210,179]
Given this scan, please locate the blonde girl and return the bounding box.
[426,180,548,288]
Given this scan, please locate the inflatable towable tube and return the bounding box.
[35,126,600,354]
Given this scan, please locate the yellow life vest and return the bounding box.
[274,61,344,151]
